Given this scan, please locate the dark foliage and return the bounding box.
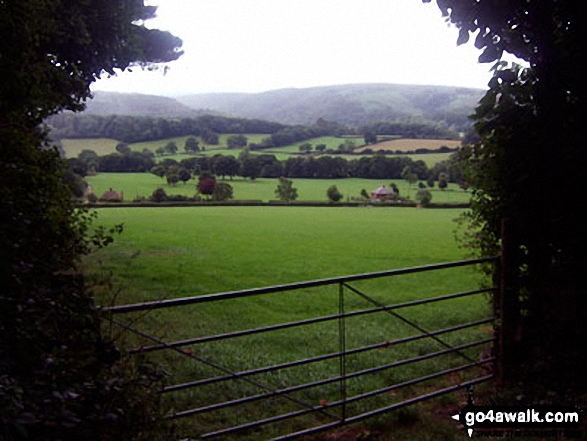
[1,0,182,438]
[433,0,587,383]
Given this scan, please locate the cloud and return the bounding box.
[92,0,493,96]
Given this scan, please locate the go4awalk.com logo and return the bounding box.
[451,404,583,438]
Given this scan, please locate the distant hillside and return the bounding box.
[176,83,484,129]
[82,91,209,118]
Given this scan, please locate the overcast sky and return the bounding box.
[91,0,496,97]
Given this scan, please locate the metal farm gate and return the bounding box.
[100,256,500,440]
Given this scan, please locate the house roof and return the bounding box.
[371,185,392,195]
[101,188,122,200]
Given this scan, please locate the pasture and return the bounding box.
[355,138,461,153]
[86,174,472,203]
[89,206,491,439]
[61,137,119,158]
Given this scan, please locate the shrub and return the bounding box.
[212,182,234,201]
[275,177,298,203]
[150,188,168,202]
[416,188,433,205]
[326,185,343,203]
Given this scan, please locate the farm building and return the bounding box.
[371,185,393,200]
[100,188,123,202]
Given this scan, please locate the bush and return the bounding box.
[212,182,234,201]
[415,188,433,205]
[326,185,343,203]
[150,188,168,202]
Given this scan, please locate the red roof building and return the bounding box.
[371,184,393,200]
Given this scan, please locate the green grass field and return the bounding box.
[86,174,471,203]
[60,134,271,158]
[61,138,120,158]
[88,206,490,440]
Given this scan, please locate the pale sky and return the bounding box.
[91,0,496,96]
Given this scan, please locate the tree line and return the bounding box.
[69,147,464,185]
[47,113,286,143]
[48,113,461,148]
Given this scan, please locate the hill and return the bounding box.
[82,91,208,118]
[176,83,484,129]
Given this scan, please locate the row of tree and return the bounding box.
[47,113,286,143]
[48,112,463,148]
[69,147,464,185]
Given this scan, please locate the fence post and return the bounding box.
[495,218,521,385]
[338,282,346,423]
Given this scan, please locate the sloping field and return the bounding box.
[61,138,119,158]
[60,134,271,158]
[88,206,489,440]
[355,138,461,153]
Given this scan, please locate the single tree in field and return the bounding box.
[438,172,448,191]
[197,174,216,199]
[401,166,418,198]
[327,185,343,203]
[151,187,168,202]
[184,136,200,153]
[165,166,179,186]
[165,141,178,155]
[212,182,234,201]
[415,188,432,206]
[275,177,298,203]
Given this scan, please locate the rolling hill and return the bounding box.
[81,84,484,130]
[81,91,208,118]
[176,83,484,128]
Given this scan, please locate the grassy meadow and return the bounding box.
[355,138,462,153]
[89,206,491,439]
[87,173,472,203]
[61,137,120,157]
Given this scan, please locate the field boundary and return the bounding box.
[82,201,470,209]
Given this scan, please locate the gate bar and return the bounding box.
[198,357,493,439]
[131,287,494,354]
[344,283,479,364]
[167,338,493,419]
[102,257,498,313]
[272,375,493,441]
[163,317,494,393]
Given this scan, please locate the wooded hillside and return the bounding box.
[176,83,483,129]
[84,83,483,131]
